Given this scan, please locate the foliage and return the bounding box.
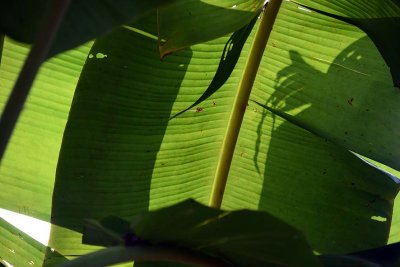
[81,199,320,267]
[0,0,400,266]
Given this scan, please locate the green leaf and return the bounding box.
[0,37,91,221]
[172,13,259,118]
[0,218,66,267]
[83,216,132,247]
[135,200,320,267]
[0,38,91,220]
[249,1,400,172]
[156,0,264,57]
[0,38,91,265]
[0,218,44,267]
[130,1,264,58]
[2,0,400,265]
[228,2,400,253]
[81,199,320,267]
[0,0,174,56]
[48,26,199,262]
[293,0,400,88]
[48,2,399,262]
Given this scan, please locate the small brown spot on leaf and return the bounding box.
[196,107,204,112]
[347,98,354,105]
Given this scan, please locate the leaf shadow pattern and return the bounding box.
[46,27,192,263]
[294,2,400,88]
[170,14,259,119]
[255,36,399,254]
[254,49,318,173]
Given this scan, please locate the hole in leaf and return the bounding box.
[95,53,107,59]
[371,216,387,222]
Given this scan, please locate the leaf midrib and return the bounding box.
[209,0,284,208]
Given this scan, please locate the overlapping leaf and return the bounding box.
[156,0,264,57]
[82,200,320,267]
[130,0,265,58]
[0,0,174,56]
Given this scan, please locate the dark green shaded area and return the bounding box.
[48,26,192,263]
[131,0,263,57]
[255,41,399,253]
[0,0,173,56]
[320,242,400,266]
[82,199,320,267]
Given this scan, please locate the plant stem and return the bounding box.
[0,0,71,161]
[209,0,283,208]
[57,245,229,267]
